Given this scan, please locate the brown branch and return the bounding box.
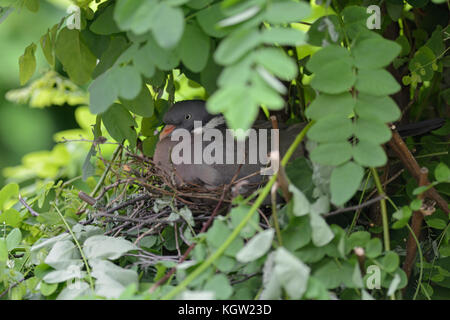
[403,167,430,281]
[18,194,39,217]
[270,115,291,202]
[387,129,449,215]
[324,195,386,218]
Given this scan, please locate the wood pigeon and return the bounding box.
[153,100,306,190]
[153,100,444,190]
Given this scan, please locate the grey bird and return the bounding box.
[153,100,445,190]
[153,100,306,190]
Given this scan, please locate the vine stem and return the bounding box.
[161,121,315,300]
[76,144,122,214]
[385,196,425,300]
[53,204,95,291]
[370,168,390,252]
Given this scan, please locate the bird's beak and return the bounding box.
[159,124,176,141]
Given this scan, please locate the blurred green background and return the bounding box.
[0,0,79,187]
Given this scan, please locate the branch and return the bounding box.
[387,129,449,215]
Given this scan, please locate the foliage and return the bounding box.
[0,0,449,300]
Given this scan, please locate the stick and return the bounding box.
[388,129,449,214]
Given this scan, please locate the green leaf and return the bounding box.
[310,210,334,246]
[0,183,19,210]
[425,218,447,229]
[274,247,310,299]
[89,68,119,114]
[264,1,311,24]
[281,217,311,251]
[306,92,355,121]
[40,282,58,296]
[82,145,96,181]
[102,103,137,148]
[307,115,353,143]
[83,235,137,260]
[310,62,355,94]
[214,28,261,65]
[0,208,22,227]
[409,46,435,82]
[92,36,130,79]
[90,259,138,299]
[119,84,154,117]
[392,206,412,229]
[352,38,401,69]
[382,251,399,273]
[330,161,364,206]
[218,5,260,27]
[307,15,342,46]
[307,45,353,73]
[6,228,22,251]
[236,229,274,263]
[365,238,382,258]
[204,274,233,299]
[250,72,285,109]
[355,69,400,96]
[261,27,306,46]
[179,23,210,72]
[19,42,37,85]
[289,184,310,216]
[40,31,54,67]
[354,118,392,144]
[142,35,180,71]
[254,47,297,80]
[44,240,81,270]
[354,94,401,123]
[435,162,450,182]
[113,0,158,35]
[309,142,353,166]
[207,85,259,132]
[24,0,39,12]
[55,28,97,85]
[353,140,387,167]
[152,3,185,49]
[90,5,121,35]
[196,3,228,38]
[348,231,371,248]
[89,64,142,114]
[230,205,259,238]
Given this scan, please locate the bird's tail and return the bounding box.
[396,118,446,137]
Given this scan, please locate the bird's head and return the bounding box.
[159,100,219,140]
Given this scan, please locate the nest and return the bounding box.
[78,151,270,269]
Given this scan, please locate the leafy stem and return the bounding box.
[53,204,95,292]
[161,121,315,299]
[370,168,391,252]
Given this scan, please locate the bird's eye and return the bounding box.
[185,114,192,120]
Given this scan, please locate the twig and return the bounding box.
[271,183,283,246]
[76,144,123,215]
[324,195,386,218]
[0,278,25,299]
[387,129,449,215]
[18,195,39,217]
